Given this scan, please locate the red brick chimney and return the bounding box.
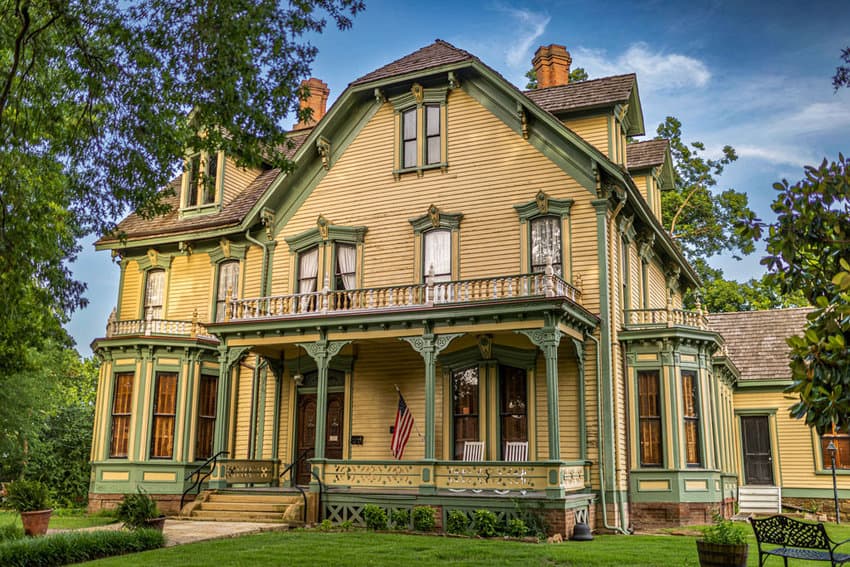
[293,78,330,130]
[532,45,572,89]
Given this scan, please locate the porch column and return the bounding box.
[210,345,251,489]
[299,338,350,460]
[402,332,462,460]
[572,337,587,461]
[521,327,562,460]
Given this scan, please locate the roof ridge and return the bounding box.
[350,39,477,86]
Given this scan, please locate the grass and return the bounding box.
[0,509,117,530]
[78,521,850,567]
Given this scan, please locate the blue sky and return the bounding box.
[67,0,849,354]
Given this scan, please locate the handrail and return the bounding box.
[180,450,228,511]
[279,448,313,524]
[311,468,325,523]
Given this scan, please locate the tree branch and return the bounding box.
[0,0,31,132]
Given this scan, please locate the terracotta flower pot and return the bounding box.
[144,515,167,532]
[696,540,749,567]
[20,509,53,536]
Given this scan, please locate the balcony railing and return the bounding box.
[623,305,709,330]
[225,272,582,322]
[105,309,216,341]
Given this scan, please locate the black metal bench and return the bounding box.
[750,515,850,566]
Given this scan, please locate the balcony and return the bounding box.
[225,272,582,322]
[105,310,217,342]
[623,306,709,331]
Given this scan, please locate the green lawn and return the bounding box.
[80,522,850,567]
[0,509,117,530]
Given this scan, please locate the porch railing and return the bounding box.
[225,272,581,322]
[105,308,216,341]
[623,305,709,330]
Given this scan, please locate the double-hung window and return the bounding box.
[109,373,134,458]
[682,371,701,466]
[452,366,480,460]
[144,269,165,320]
[424,229,451,302]
[298,246,319,312]
[215,260,240,322]
[499,366,528,458]
[391,84,448,176]
[638,370,663,467]
[821,430,850,470]
[183,152,220,209]
[150,372,177,459]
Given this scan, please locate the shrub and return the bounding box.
[412,506,435,532]
[446,510,469,535]
[339,520,354,532]
[5,480,50,513]
[473,509,498,537]
[702,514,747,545]
[317,519,334,531]
[362,504,387,530]
[0,523,23,543]
[0,527,164,566]
[506,518,528,538]
[390,508,410,530]
[115,489,160,530]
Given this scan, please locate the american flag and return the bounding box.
[391,392,414,459]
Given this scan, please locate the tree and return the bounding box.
[833,47,850,90]
[0,0,364,377]
[656,116,756,263]
[742,155,850,432]
[697,260,807,313]
[524,67,588,89]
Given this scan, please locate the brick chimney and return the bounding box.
[532,44,572,89]
[293,77,330,130]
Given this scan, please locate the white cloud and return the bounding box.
[574,42,711,92]
[736,145,821,168]
[497,7,550,68]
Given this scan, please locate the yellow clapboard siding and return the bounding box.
[233,362,254,459]
[242,245,263,299]
[120,261,142,319]
[271,89,593,294]
[165,253,212,321]
[563,115,610,157]
[221,157,262,205]
[558,347,581,460]
[734,390,833,490]
[647,260,667,308]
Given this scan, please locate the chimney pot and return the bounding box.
[293,78,330,130]
[532,44,572,89]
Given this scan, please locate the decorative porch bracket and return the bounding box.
[210,345,253,488]
[519,328,562,460]
[402,332,462,460]
[298,338,351,460]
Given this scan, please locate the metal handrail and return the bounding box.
[279,448,313,524]
[180,450,229,511]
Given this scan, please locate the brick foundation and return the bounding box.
[631,501,719,530]
[88,492,186,515]
[542,505,596,538]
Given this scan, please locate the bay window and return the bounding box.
[109,373,134,458]
[150,372,177,459]
[195,374,217,460]
[499,366,528,458]
[638,370,663,467]
[682,370,701,466]
[452,366,480,460]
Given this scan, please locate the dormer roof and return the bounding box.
[350,39,476,86]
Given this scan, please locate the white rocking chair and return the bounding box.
[462,441,485,461]
[504,441,528,461]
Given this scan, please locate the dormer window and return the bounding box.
[182,151,222,211]
[391,84,449,177]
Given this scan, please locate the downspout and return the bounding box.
[245,228,270,297]
[588,332,629,534]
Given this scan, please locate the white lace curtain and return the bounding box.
[144,269,165,319]
[424,229,451,282]
[299,247,319,292]
[337,244,357,290]
[530,216,562,276]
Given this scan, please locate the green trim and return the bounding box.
[735,379,792,390]
[135,251,173,272]
[408,208,463,234]
[285,224,368,253]
[208,240,248,264]
[513,193,574,222]
[630,469,727,503]
[734,408,778,416]
[781,487,850,499]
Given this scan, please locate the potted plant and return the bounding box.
[696,514,749,567]
[6,479,52,536]
[116,489,166,531]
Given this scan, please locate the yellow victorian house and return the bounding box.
[88,40,748,536]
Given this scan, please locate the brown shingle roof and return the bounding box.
[627,139,669,170]
[707,308,814,381]
[523,74,636,115]
[97,133,310,245]
[350,39,477,86]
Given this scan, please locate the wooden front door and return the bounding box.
[295,392,344,485]
[741,415,774,485]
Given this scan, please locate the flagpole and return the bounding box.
[394,384,424,439]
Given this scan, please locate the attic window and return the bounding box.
[390,84,449,178]
[183,151,222,210]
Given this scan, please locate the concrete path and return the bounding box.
[49,519,291,548]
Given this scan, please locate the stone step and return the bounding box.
[190,510,290,523]
[200,502,290,513]
[206,493,301,505]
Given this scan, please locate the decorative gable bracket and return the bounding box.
[316,136,331,170]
